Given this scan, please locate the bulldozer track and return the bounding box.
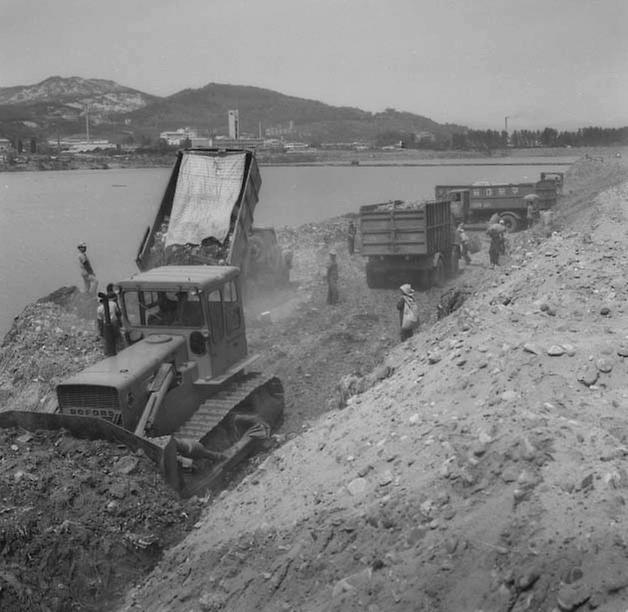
[176,372,276,442]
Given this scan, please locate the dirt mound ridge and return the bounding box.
[119,155,628,612]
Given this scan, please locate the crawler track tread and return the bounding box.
[175,372,270,441]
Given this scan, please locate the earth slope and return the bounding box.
[120,154,628,612]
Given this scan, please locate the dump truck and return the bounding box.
[136,147,291,286]
[359,199,458,289]
[434,172,562,232]
[0,264,284,497]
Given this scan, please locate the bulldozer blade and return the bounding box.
[0,410,184,494]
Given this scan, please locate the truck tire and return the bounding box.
[499,212,520,233]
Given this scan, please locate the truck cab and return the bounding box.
[118,265,249,382]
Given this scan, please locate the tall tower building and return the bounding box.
[228,110,240,139]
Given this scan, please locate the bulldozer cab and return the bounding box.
[118,265,247,381]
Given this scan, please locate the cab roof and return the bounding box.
[117,265,239,291]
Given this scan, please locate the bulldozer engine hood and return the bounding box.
[58,334,187,390]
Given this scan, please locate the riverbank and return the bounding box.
[0,146,591,173]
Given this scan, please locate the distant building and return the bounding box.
[209,136,264,150]
[284,142,310,152]
[46,137,114,152]
[159,127,198,146]
[415,131,436,143]
[228,110,240,139]
[264,120,296,137]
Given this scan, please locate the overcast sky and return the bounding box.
[1,0,626,129]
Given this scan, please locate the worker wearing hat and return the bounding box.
[397,283,420,341]
[77,242,98,294]
[326,250,339,305]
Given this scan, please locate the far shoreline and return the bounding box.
[0,146,598,174]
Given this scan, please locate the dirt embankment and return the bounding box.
[115,154,628,612]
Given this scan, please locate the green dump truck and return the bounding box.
[359,199,458,289]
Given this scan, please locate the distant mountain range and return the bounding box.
[0,76,466,144]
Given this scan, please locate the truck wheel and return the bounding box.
[431,258,445,288]
[499,213,519,233]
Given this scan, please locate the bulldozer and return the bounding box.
[0,264,284,497]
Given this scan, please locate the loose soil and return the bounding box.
[1,150,627,611]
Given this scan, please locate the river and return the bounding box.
[0,158,575,335]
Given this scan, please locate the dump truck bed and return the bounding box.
[136,148,261,272]
[359,199,452,257]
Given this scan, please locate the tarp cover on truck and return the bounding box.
[165,152,247,247]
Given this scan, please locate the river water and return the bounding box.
[0,158,574,335]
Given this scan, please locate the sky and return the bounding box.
[1,0,627,130]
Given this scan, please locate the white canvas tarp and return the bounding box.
[165,152,247,247]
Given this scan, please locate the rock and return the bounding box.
[617,345,628,358]
[332,578,356,598]
[378,470,393,487]
[556,581,591,610]
[16,433,33,444]
[347,477,368,496]
[518,569,540,590]
[519,436,537,461]
[501,465,520,483]
[344,567,373,589]
[113,456,139,475]
[472,442,487,457]
[600,306,611,316]
[562,343,576,356]
[445,536,459,553]
[523,343,541,355]
[502,390,518,401]
[428,353,442,365]
[577,365,599,387]
[579,473,594,492]
[547,345,565,356]
[596,358,613,373]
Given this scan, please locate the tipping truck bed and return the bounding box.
[359,199,457,288]
[136,148,261,274]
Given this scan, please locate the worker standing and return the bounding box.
[526,202,535,229]
[347,221,356,255]
[77,242,98,294]
[487,227,501,268]
[97,283,123,353]
[498,219,507,255]
[457,224,471,264]
[326,250,339,305]
[397,284,420,341]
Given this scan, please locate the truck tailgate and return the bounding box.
[360,208,428,256]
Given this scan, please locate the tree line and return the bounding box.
[377,126,628,151]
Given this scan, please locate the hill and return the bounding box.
[0,76,465,145]
[124,82,464,143]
